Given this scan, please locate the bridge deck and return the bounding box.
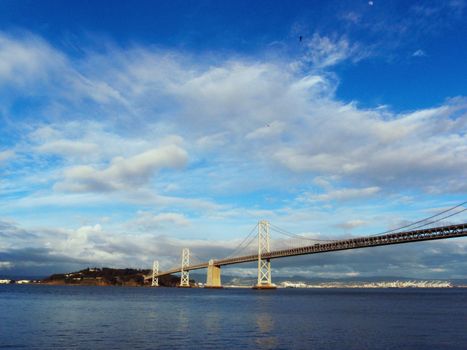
[153,223,467,277]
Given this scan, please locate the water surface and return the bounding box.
[1,285,466,349]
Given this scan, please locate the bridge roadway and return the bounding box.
[153,223,467,278]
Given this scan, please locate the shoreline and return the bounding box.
[2,282,465,289]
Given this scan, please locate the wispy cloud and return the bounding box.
[0,33,64,87]
[335,1,466,61]
[412,49,426,57]
[301,33,368,68]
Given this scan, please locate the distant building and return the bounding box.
[280,281,308,288]
[0,279,12,284]
[16,280,31,284]
[279,280,453,288]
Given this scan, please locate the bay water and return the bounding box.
[1,285,467,349]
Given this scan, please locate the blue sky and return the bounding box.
[0,0,466,278]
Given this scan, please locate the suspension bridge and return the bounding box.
[146,202,467,289]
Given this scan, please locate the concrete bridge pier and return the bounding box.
[205,259,222,288]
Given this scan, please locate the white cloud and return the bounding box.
[65,224,103,252]
[196,132,229,150]
[0,32,129,109]
[245,121,286,140]
[412,49,426,57]
[0,33,64,87]
[130,211,190,231]
[270,99,466,191]
[28,121,169,163]
[56,144,188,192]
[306,186,381,202]
[273,148,360,173]
[0,150,14,164]
[29,126,62,142]
[335,219,368,230]
[1,32,464,200]
[36,140,99,157]
[0,32,464,203]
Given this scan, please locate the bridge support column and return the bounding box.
[179,248,191,288]
[151,260,159,287]
[205,259,222,288]
[253,220,276,290]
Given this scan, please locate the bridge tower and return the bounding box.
[254,220,276,289]
[179,248,191,288]
[151,260,159,287]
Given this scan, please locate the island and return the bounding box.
[41,267,191,287]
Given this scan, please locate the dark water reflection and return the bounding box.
[1,285,467,349]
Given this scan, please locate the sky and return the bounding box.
[0,0,466,279]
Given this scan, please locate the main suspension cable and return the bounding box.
[370,201,467,236]
[385,207,467,233]
[270,224,337,242]
[222,223,259,259]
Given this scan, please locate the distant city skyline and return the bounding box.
[0,0,466,278]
